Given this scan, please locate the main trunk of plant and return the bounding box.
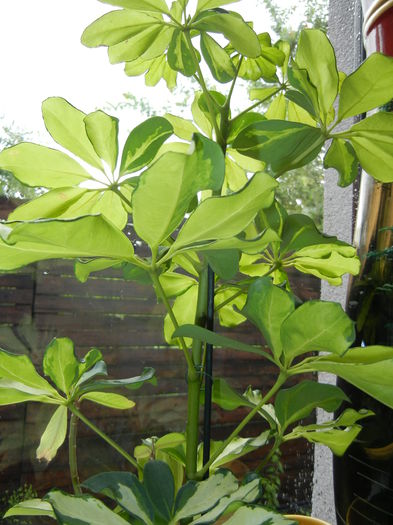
[334,7,393,521]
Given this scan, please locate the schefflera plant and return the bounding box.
[1,0,393,520]
[0,337,155,494]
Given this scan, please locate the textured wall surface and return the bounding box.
[312,1,362,523]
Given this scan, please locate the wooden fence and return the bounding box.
[0,198,320,513]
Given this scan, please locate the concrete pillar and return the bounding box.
[311,1,362,523]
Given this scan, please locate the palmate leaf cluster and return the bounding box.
[2,0,393,523]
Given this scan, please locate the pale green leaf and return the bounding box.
[223,506,295,525]
[36,405,68,463]
[167,29,196,76]
[164,285,198,344]
[108,25,164,64]
[164,113,198,141]
[345,112,393,182]
[0,382,59,406]
[82,10,160,47]
[0,215,134,270]
[296,29,339,119]
[75,258,122,283]
[42,97,103,170]
[4,499,55,519]
[266,93,286,120]
[43,338,79,395]
[159,272,196,298]
[249,86,280,102]
[81,391,135,409]
[193,11,260,58]
[338,53,393,121]
[0,144,91,188]
[0,349,59,394]
[170,172,277,252]
[98,0,169,13]
[84,110,119,172]
[196,0,239,12]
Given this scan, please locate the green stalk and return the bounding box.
[186,267,209,479]
[196,372,287,479]
[69,405,142,474]
[68,411,82,496]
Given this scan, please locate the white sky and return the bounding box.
[0,0,303,141]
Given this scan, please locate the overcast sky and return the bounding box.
[0,0,304,140]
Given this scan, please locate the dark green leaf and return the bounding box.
[168,29,197,77]
[186,133,225,192]
[275,380,349,430]
[144,460,174,522]
[204,249,239,280]
[75,258,122,283]
[207,377,253,410]
[233,120,324,173]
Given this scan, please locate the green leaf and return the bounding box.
[192,92,213,137]
[192,478,261,524]
[0,216,134,270]
[280,214,341,253]
[304,346,393,409]
[81,392,135,409]
[275,380,349,431]
[170,172,277,252]
[78,367,156,394]
[186,133,225,192]
[200,32,236,83]
[43,338,80,395]
[0,349,59,395]
[144,461,175,521]
[174,469,238,520]
[75,258,122,283]
[284,89,317,119]
[78,348,104,378]
[285,409,372,456]
[120,116,173,175]
[281,301,355,363]
[196,0,239,12]
[193,11,260,58]
[84,111,119,172]
[45,491,130,525]
[249,86,280,103]
[164,113,198,141]
[36,405,67,463]
[288,243,360,286]
[108,24,166,64]
[0,384,58,406]
[205,250,239,280]
[159,272,196,298]
[296,30,338,119]
[208,377,253,411]
[223,506,296,525]
[0,143,91,188]
[242,277,295,360]
[42,97,103,170]
[173,324,270,358]
[345,112,393,182]
[233,120,324,173]
[324,138,358,187]
[82,471,154,525]
[338,53,393,121]
[164,285,198,344]
[98,0,170,13]
[4,499,55,519]
[132,151,189,247]
[82,10,160,47]
[266,94,286,120]
[168,29,197,76]
[287,64,320,119]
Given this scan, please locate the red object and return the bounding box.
[364,5,393,55]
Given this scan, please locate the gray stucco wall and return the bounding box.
[311,1,362,523]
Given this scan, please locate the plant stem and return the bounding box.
[68,411,82,496]
[150,269,196,375]
[69,405,142,474]
[186,266,209,479]
[255,436,282,473]
[231,87,283,122]
[196,372,287,479]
